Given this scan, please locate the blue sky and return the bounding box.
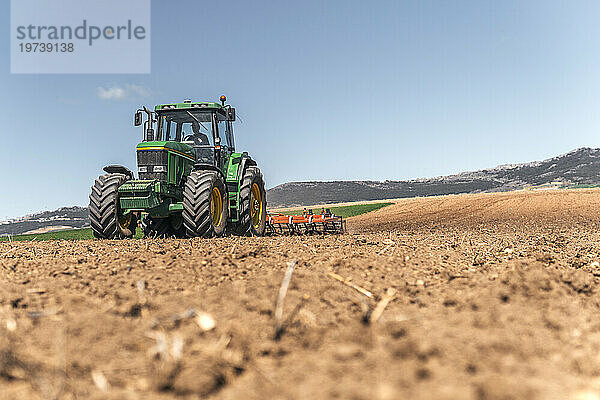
[1,0,600,219]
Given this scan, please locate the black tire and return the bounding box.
[182,171,228,238]
[235,166,267,236]
[169,213,186,238]
[89,173,135,239]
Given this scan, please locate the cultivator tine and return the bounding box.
[266,213,346,235]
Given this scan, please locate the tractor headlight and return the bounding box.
[153,165,167,172]
[138,166,147,173]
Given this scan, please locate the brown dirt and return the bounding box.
[3,189,600,399]
[21,226,77,235]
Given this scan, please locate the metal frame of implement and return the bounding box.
[266,213,346,235]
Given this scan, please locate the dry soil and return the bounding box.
[3,189,600,399]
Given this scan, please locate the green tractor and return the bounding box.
[89,96,267,239]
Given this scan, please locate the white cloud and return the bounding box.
[97,84,151,101]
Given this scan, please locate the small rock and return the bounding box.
[416,280,424,286]
[504,248,514,254]
[91,370,110,391]
[5,318,16,332]
[590,261,600,268]
[195,312,216,332]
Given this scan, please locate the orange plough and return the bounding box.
[266,209,346,235]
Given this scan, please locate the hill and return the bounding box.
[266,147,600,207]
[0,206,89,236]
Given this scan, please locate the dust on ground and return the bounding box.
[2,189,600,399]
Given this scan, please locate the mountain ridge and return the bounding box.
[266,147,600,207]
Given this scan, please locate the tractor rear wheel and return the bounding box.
[89,173,136,239]
[235,166,267,236]
[182,171,228,238]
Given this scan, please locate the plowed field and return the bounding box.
[3,189,600,399]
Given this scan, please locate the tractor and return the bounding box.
[89,96,267,239]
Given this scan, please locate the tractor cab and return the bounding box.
[135,97,236,172]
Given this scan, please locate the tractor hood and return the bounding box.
[136,141,195,161]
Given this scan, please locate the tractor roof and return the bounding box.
[155,101,223,111]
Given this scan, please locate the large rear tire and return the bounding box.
[182,171,228,238]
[235,166,267,236]
[89,173,135,239]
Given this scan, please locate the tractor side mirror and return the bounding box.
[134,111,143,126]
[227,107,236,121]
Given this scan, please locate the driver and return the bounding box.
[190,122,210,145]
[184,122,210,145]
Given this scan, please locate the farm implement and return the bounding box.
[89,96,346,239]
[266,209,346,235]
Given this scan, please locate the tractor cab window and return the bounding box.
[217,119,229,148]
[159,118,178,141]
[157,110,216,146]
[227,121,234,150]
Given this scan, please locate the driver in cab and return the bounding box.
[184,122,210,146]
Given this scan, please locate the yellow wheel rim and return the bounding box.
[250,183,263,228]
[211,186,223,226]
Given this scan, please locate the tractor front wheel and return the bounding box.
[182,171,228,238]
[89,173,135,239]
[235,166,267,236]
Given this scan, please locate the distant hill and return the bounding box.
[0,207,89,236]
[3,148,600,235]
[266,148,600,207]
